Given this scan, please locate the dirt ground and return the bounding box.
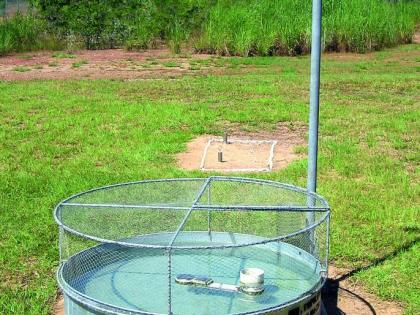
[0,48,215,80]
[323,266,403,315]
[1,35,419,81]
[413,31,420,44]
[177,123,307,172]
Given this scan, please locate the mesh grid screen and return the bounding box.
[56,177,329,315]
[67,179,206,207]
[196,178,327,208]
[59,205,188,242]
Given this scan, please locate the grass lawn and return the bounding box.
[0,44,419,314]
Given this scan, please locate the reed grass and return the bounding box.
[0,12,63,55]
[194,0,420,56]
[1,1,418,56]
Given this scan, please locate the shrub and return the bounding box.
[0,12,63,55]
[34,0,215,52]
[125,0,159,50]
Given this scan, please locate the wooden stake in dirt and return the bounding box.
[223,132,228,144]
[218,151,223,163]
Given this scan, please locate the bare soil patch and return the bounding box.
[54,293,64,315]
[203,141,275,171]
[3,46,417,81]
[0,48,214,81]
[176,123,307,172]
[413,32,420,44]
[323,52,375,61]
[324,265,403,315]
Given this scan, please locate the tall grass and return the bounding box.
[323,0,418,53]
[1,1,419,55]
[0,12,63,55]
[194,0,420,56]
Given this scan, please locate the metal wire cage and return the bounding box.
[55,176,330,315]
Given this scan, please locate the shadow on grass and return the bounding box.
[322,237,419,314]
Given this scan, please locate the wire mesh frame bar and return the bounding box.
[58,226,64,262]
[57,177,205,207]
[54,177,206,247]
[60,202,328,212]
[54,176,329,206]
[168,177,213,247]
[325,212,331,278]
[193,205,328,212]
[54,177,330,250]
[167,177,213,314]
[61,203,191,210]
[57,212,329,251]
[207,181,212,232]
[56,176,330,209]
[208,176,330,208]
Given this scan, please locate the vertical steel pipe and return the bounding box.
[306,0,322,251]
[307,0,322,196]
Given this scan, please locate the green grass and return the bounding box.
[17,55,34,60]
[52,52,76,59]
[189,64,201,71]
[12,66,31,72]
[0,44,419,314]
[71,60,88,68]
[356,242,420,315]
[162,61,180,68]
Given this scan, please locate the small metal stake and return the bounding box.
[218,151,223,163]
[223,132,228,144]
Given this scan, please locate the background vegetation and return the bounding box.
[0,12,62,55]
[196,0,420,55]
[0,1,419,312]
[0,0,419,55]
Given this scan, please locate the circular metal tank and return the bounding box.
[55,177,330,315]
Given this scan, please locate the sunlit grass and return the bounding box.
[13,66,31,72]
[71,60,88,68]
[52,52,76,59]
[0,44,418,314]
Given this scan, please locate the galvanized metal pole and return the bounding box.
[307,0,322,195]
[306,0,322,253]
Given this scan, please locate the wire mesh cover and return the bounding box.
[55,177,330,315]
